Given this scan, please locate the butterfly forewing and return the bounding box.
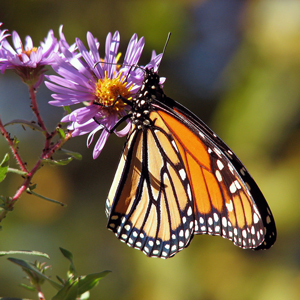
[106,68,276,258]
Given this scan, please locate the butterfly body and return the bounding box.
[105,68,276,258]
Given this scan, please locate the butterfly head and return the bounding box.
[130,68,165,130]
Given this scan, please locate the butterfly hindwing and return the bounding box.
[106,114,195,258]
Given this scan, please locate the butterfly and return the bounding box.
[105,67,276,259]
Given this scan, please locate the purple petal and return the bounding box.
[115,120,131,137]
[61,105,99,124]
[93,130,110,159]
[12,31,22,54]
[24,35,33,50]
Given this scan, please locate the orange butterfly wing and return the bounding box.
[105,68,276,258]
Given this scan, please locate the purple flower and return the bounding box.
[0,28,59,87]
[46,31,163,159]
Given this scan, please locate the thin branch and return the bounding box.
[43,131,73,160]
[0,117,28,173]
[29,85,51,144]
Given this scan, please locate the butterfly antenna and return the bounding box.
[157,32,171,70]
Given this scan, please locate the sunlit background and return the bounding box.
[1,0,300,299]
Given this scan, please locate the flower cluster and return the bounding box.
[0,27,59,87]
[0,23,163,158]
[46,31,163,158]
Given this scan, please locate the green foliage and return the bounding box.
[0,153,9,182]
[59,149,82,161]
[42,149,82,166]
[1,248,111,300]
[42,157,74,166]
[26,185,66,206]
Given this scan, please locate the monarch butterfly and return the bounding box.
[105,67,276,259]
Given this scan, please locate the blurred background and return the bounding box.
[1,0,300,299]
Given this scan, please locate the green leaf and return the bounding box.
[7,257,62,290]
[59,248,76,278]
[42,157,73,166]
[4,119,44,132]
[56,275,65,284]
[26,188,66,207]
[0,153,9,182]
[59,149,82,161]
[7,167,27,176]
[77,271,111,295]
[56,127,66,139]
[0,250,50,259]
[52,280,79,300]
[20,283,36,291]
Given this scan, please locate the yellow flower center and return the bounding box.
[18,46,38,62]
[94,72,132,112]
[24,47,38,57]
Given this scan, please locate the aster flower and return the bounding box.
[46,31,163,159]
[0,28,59,87]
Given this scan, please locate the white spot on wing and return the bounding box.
[179,169,186,180]
[199,131,205,139]
[230,182,237,194]
[254,213,260,224]
[217,160,224,170]
[228,163,235,175]
[172,140,179,152]
[222,217,227,227]
[214,147,222,158]
[226,200,234,212]
[215,170,222,182]
[214,213,219,222]
[185,229,190,239]
[235,180,242,190]
[187,184,192,201]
